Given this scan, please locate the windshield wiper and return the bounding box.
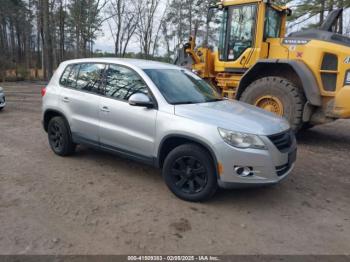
[206,98,223,103]
[173,98,223,105]
[172,101,197,105]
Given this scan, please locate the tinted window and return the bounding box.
[144,69,221,105]
[76,63,105,94]
[104,64,148,101]
[60,64,79,88]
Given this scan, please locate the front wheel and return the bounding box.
[162,144,217,202]
[240,77,306,131]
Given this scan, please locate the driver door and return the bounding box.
[98,64,157,159]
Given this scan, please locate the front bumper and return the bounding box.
[0,93,5,108]
[213,134,296,188]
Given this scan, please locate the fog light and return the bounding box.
[234,166,253,177]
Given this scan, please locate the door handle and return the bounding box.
[101,106,110,112]
[62,97,70,103]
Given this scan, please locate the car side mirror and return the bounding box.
[128,93,154,108]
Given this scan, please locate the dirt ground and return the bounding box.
[0,82,349,255]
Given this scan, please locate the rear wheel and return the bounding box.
[162,144,217,202]
[240,77,306,131]
[48,116,76,156]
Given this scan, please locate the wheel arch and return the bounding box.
[157,135,219,174]
[236,59,322,106]
[43,109,69,132]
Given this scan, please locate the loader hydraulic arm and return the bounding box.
[183,36,201,64]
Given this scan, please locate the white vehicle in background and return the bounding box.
[0,87,5,110]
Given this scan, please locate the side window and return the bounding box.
[227,4,257,60]
[264,7,282,39]
[218,8,228,60]
[60,64,79,88]
[76,63,106,94]
[104,64,149,101]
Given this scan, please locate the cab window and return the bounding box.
[264,6,282,39]
[104,64,149,101]
[219,4,257,61]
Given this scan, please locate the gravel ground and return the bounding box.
[0,82,349,255]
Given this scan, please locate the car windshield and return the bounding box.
[144,69,222,105]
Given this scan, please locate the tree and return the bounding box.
[135,0,162,58]
[0,0,34,80]
[68,0,107,58]
[162,0,217,59]
[42,0,54,79]
[106,0,139,57]
[288,0,350,33]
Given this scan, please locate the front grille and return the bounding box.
[321,53,338,71]
[268,130,293,152]
[321,73,337,91]
[321,53,338,92]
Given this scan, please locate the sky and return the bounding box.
[93,0,167,54]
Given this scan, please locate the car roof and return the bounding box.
[61,58,180,70]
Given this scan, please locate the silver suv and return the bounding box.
[42,58,296,202]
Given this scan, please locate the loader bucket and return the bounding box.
[174,46,194,70]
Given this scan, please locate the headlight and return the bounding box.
[218,127,266,150]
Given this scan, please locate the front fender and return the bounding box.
[237,59,322,106]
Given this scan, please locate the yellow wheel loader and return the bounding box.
[175,0,350,131]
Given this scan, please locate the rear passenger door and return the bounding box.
[99,64,157,160]
[59,63,105,143]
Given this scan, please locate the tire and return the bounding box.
[0,107,3,111]
[300,122,315,131]
[240,77,306,131]
[48,116,76,156]
[162,144,217,202]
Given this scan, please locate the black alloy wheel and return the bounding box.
[171,156,208,194]
[162,144,217,202]
[49,121,64,152]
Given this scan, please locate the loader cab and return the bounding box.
[214,0,288,72]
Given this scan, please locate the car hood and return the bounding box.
[174,100,290,135]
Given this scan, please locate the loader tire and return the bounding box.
[240,77,306,131]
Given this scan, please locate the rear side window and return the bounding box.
[59,63,105,95]
[76,63,106,94]
[60,64,79,88]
